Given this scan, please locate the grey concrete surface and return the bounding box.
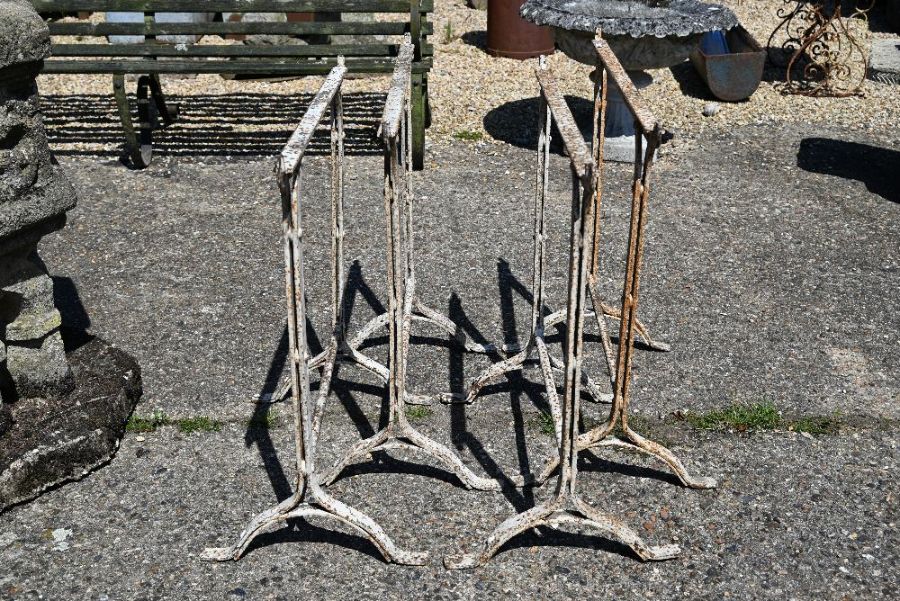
[869,39,900,84]
[2,123,897,599]
[37,123,900,421]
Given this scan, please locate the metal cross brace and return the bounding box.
[201,60,428,566]
[444,40,715,569]
[319,39,500,493]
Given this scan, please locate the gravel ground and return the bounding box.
[1,123,896,598]
[37,1,900,157]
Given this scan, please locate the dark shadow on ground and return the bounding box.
[797,137,900,204]
[857,2,895,34]
[41,92,386,159]
[579,450,682,487]
[444,260,544,514]
[52,276,94,353]
[244,326,293,502]
[243,517,385,562]
[483,95,593,153]
[243,261,376,502]
[761,46,800,84]
[494,525,640,562]
[669,61,716,101]
[461,30,487,51]
[238,251,673,558]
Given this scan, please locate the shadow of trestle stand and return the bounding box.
[444,36,717,570]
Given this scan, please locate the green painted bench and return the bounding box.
[31,0,433,168]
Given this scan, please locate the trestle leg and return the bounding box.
[203,65,426,564]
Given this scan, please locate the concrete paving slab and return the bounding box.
[869,39,900,84]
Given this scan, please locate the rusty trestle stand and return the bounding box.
[531,39,720,491]
[318,40,501,493]
[200,60,428,566]
[444,39,715,569]
[450,69,670,414]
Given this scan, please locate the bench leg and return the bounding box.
[112,74,180,169]
[112,74,151,168]
[424,73,432,129]
[146,74,179,126]
[411,72,426,170]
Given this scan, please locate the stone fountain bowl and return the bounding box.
[521,0,738,71]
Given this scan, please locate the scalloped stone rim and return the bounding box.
[520,0,739,39]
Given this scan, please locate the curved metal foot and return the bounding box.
[578,431,718,490]
[322,423,499,491]
[461,346,531,403]
[200,546,235,562]
[444,494,678,569]
[622,429,717,489]
[412,299,498,354]
[544,350,612,404]
[440,357,611,407]
[401,425,501,491]
[569,497,681,561]
[200,485,428,565]
[545,306,672,352]
[321,428,390,486]
[444,498,562,569]
[249,316,416,405]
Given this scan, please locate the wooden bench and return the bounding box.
[32,0,433,168]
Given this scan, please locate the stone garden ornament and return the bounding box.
[0,0,142,512]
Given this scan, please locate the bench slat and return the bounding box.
[52,43,434,58]
[48,21,433,36]
[39,57,433,74]
[32,0,433,13]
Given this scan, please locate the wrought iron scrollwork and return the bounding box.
[767,0,874,97]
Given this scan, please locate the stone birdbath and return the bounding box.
[521,0,738,161]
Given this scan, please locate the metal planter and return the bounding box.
[690,26,765,102]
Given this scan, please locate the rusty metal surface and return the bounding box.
[278,63,347,177]
[690,26,765,102]
[767,0,874,97]
[592,37,659,135]
[204,32,715,569]
[381,42,414,142]
[260,42,495,410]
[535,67,592,182]
[446,37,715,569]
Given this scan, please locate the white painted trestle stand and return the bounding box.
[204,36,715,568]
